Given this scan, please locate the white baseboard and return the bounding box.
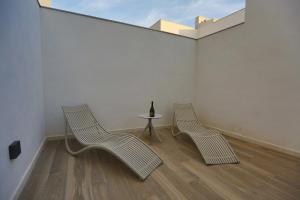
[110,125,171,133]
[46,134,70,141]
[205,124,300,158]
[46,125,171,140]
[11,137,47,200]
[46,125,300,158]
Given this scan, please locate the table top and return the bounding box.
[138,113,162,119]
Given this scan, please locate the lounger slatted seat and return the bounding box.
[172,103,239,165]
[62,104,162,180]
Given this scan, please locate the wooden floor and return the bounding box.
[19,128,300,200]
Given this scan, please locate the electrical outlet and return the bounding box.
[9,141,21,160]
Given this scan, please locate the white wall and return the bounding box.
[41,8,196,135]
[1,0,299,198]
[196,0,300,152]
[0,0,45,199]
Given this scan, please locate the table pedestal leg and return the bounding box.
[143,121,150,133]
[147,119,162,142]
[139,118,162,142]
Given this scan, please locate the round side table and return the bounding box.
[138,113,162,142]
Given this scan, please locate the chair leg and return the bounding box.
[64,117,92,156]
[64,136,93,156]
[171,112,180,137]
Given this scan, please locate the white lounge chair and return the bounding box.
[172,103,239,165]
[62,104,162,180]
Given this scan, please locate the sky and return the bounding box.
[52,0,245,27]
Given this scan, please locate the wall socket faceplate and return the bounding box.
[9,141,21,160]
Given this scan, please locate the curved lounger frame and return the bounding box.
[172,103,239,165]
[62,104,162,180]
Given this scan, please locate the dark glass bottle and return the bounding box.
[149,101,155,117]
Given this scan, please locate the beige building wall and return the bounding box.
[151,20,197,38]
[39,0,51,7]
[195,16,214,29]
[195,0,300,153]
[151,10,245,39]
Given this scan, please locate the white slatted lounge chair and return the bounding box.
[171,103,239,165]
[62,104,162,180]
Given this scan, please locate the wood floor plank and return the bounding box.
[35,140,68,200]
[152,169,187,200]
[19,129,300,200]
[18,141,60,200]
[64,152,76,200]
